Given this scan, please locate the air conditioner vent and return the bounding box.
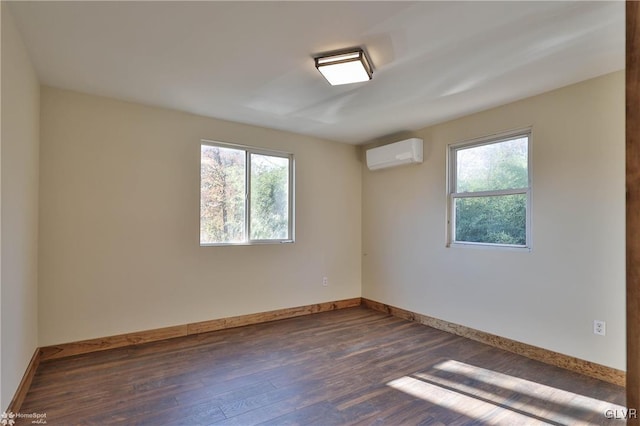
[366,138,423,171]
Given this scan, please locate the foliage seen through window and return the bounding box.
[450,134,530,247]
[200,143,292,245]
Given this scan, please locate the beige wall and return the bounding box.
[362,71,625,370]
[39,87,362,346]
[1,5,40,409]
[2,20,624,399]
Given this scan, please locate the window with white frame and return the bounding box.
[200,141,294,245]
[448,130,531,248]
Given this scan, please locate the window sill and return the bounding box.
[447,242,531,252]
[200,240,294,247]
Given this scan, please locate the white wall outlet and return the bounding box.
[593,320,606,336]
[322,277,328,287]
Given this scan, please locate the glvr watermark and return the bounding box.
[605,408,638,420]
[1,411,47,425]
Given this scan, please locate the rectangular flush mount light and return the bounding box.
[315,49,373,86]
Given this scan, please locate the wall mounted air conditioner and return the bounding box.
[366,138,423,171]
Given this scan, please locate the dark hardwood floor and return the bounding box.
[18,307,625,425]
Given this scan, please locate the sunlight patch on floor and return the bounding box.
[386,359,625,425]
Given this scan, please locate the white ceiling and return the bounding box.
[7,1,624,144]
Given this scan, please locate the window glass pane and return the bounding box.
[456,137,528,192]
[200,145,246,244]
[455,194,526,245]
[250,154,290,240]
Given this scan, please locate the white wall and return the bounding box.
[362,71,625,370]
[39,87,362,346]
[0,4,40,409]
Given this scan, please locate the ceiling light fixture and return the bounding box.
[315,48,373,86]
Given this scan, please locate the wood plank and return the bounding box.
[18,307,625,425]
[362,298,625,386]
[186,297,361,334]
[39,298,361,361]
[628,1,640,422]
[39,324,188,361]
[6,348,40,414]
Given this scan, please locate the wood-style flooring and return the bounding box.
[18,307,625,425]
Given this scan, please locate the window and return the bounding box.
[448,130,531,249]
[200,141,294,245]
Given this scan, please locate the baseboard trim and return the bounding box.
[6,348,41,414]
[361,298,625,387]
[40,297,362,361]
[187,298,361,334]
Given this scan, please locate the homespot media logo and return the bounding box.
[604,408,638,420]
[1,412,47,425]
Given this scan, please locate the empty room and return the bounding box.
[2,1,636,425]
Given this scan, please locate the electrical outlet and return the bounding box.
[593,320,606,336]
[322,277,328,287]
